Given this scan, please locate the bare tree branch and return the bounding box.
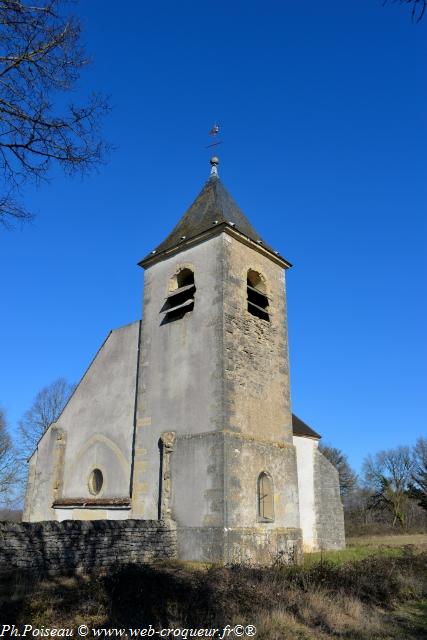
[363,446,415,527]
[0,407,18,503]
[0,0,111,227]
[318,443,358,499]
[383,0,426,23]
[409,437,427,511]
[18,376,75,460]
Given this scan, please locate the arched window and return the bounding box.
[176,268,194,288]
[88,468,103,495]
[162,268,196,321]
[258,472,274,522]
[247,270,270,321]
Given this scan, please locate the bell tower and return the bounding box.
[132,158,302,562]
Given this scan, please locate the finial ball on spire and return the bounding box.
[210,156,219,166]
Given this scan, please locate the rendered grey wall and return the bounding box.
[133,235,225,519]
[23,425,63,522]
[24,321,140,521]
[171,432,224,529]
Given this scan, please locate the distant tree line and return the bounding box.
[320,439,427,535]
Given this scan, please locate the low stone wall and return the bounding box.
[0,519,177,577]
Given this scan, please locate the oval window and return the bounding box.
[88,468,103,495]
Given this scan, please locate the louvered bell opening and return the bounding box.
[247,283,270,321]
[163,282,196,319]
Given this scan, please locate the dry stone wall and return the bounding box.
[0,519,177,577]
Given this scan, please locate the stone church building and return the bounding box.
[23,159,345,562]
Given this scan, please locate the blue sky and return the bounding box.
[0,0,425,473]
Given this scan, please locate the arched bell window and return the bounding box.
[162,268,196,321]
[247,270,270,321]
[257,472,274,522]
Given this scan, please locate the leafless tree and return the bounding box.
[0,0,110,227]
[18,377,75,461]
[362,446,414,527]
[318,443,358,500]
[383,0,426,23]
[0,407,18,503]
[409,437,427,511]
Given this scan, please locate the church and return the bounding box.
[23,158,345,563]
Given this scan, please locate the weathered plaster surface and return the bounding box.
[132,236,225,520]
[54,508,130,521]
[293,436,345,551]
[23,426,66,522]
[23,321,140,522]
[293,435,317,551]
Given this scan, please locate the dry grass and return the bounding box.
[347,533,427,547]
[1,538,427,639]
[303,533,427,566]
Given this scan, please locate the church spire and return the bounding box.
[139,157,291,269]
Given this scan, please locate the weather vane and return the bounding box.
[205,123,223,149]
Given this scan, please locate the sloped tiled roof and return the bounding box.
[139,175,289,266]
[292,414,321,439]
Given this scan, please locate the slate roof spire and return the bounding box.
[139,157,291,268]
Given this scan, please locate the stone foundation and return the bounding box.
[177,526,302,564]
[0,519,177,577]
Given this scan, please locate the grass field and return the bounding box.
[303,532,427,565]
[1,534,426,639]
[347,533,427,546]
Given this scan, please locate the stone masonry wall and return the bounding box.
[0,519,177,577]
[314,451,346,550]
[223,235,293,445]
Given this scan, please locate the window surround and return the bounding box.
[88,468,104,496]
[257,471,275,523]
[247,269,270,321]
[162,267,196,322]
